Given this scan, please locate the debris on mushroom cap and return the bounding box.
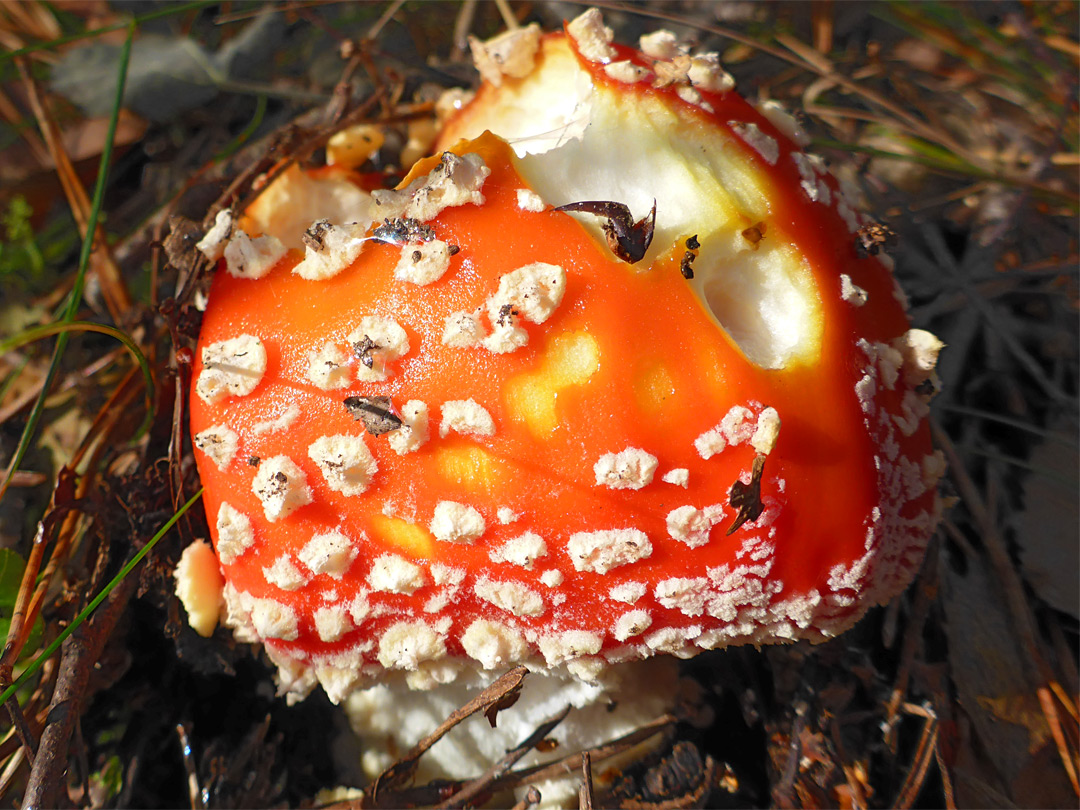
[187,9,943,708]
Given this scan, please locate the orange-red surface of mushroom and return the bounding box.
[188,16,943,704]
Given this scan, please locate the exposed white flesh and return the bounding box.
[443,38,823,369]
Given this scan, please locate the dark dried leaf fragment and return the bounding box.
[344,395,402,435]
[373,216,435,245]
[164,215,204,276]
[741,221,766,249]
[302,219,333,251]
[484,687,521,728]
[855,221,896,258]
[680,234,700,279]
[353,335,379,368]
[727,454,766,535]
[554,199,656,264]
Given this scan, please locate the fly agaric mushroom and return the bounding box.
[182,7,944,800]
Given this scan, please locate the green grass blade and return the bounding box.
[0,322,155,433]
[0,488,203,709]
[0,22,135,508]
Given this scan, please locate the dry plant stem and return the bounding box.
[0,520,52,688]
[931,419,1080,795]
[893,703,939,810]
[885,538,940,744]
[4,698,36,765]
[509,786,542,810]
[0,346,125,428]
[497,714,678,790]
[451,0,478,59]
[175,722,204,810]
[436,704,572,810]
[21,574,138,810]
[578,750,593,810]
[2,368,142,681]
[13,57,132,324]
[372,666,527,797]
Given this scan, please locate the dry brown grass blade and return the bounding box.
[13,56,133,324]
[893,703,940,809]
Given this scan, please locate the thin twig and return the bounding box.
[372,666,527,799]
[437,705,572,809]
[578,750,594,810]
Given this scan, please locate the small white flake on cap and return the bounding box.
[604,60,650,83]
[729,122,779,165]
[371,152,490,223]
[367,554,426,594]
[442,310,485,348]
[263,555,308,591]
[440,399,495,438]
[688,53,734,93]
[516,189,546,212]
[497,507,520,524]
[721,406,756,445]
[567,8,616,63]
[251,455,312,522]
[306,341,352,390]
[666,505,724,548]
[840,274,868,306]
[487,262,567,326]
[349,594,371,625]
[349,316,410,382]
[655,577,710,616]
[694,427,726,459]
[613,609,652,641]
[394,240,453,286]
[388,400,430,455]
[593,447,659,490]
[677,85,713,113]
[567,528,653,574]
[461,619,529,669]
[223,230,287,280]
[537,629,603,666]
[482,320,529,354]
[609,582,647,604]
[308,434,378,497]
[662,468,689,488]
[639,30,682,60]
[468,23,542,86]
[759,99,811,147]
[196,209,233,262]
[540,569,564,588]
[377,621,447,670]
[252,403,301,436]
[489,532,547,569]
[194,425,239,471]
[430,501,486,544]
[215,502,255,565]
[196,335,267,404]
[474,577,545,617]
[314,606,352,643]
[298,530,358,579]
[293,220,367,281]
[248,597,298,640]
[751,407,781,455]
[895,329,944,386]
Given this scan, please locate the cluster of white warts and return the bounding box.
[192,11,945,699]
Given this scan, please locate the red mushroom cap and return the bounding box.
[185,11,944,705]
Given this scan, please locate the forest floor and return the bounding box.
[0,2,1076,808]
